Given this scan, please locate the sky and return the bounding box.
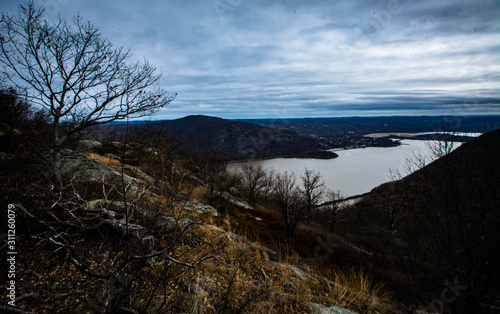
[1,0,499,119]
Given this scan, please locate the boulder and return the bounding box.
[77,139,102,151]
[307,303,358,314]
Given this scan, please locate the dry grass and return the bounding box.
[10,186,401,313]
[16,150,402,313]
[318,266,398,313]
[163,217,399,313]
[88,152,120,166]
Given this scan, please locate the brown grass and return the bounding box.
[323,266,397,313]
[88,152,120,166]
[10,151,403,313]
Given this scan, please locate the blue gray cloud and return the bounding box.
[1,0,499,119]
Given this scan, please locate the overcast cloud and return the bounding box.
[1,0,499,119]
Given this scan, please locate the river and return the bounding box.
[228,139,457,197]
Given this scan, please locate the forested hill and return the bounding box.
[357,128,500,222]
[347,128,500,311]
[154,115,337,161]
[370,127,500,196]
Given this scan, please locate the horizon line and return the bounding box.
[112,113,500,123]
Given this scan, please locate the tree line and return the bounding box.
[230,164,346,245]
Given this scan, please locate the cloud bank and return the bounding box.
[2,0,499,118]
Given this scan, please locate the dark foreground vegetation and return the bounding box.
[2,88,499,313]
[351,128,500,312]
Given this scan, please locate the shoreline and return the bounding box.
[226,150,338,164]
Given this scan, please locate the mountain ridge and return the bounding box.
[155,115,338,161]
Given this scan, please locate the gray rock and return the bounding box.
[77,139,102,151]
[307,303,358,314]
[161,217,193,229]
[221,191,254,210]
[105,153,121,160]
[183,200,219,216]
[112,163,155,184]
[88,199,127,210]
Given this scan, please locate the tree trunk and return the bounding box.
[286,229,292,246]
[53,120,63,187]
[285,214,293,246]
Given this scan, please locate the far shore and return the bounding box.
[364,132,421,138]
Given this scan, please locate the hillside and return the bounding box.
[155,115,338,160]
[361,128,500,209]
[1,137,398,313]
[0,96,395,313]
[3,90,497,312]
[343,129,500,312]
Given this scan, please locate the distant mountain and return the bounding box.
[156,115,337,161]
[238,116,500,135]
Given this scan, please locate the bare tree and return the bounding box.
[241,164,267,207]
[272,171,306,245]
[322,189,345,233]
[261,168,276,206]
[197,152,239,215]
[301,167,324,223]
[427,121,459,161]
[0,2,176,184]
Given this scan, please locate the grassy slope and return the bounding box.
[1,145,402,313]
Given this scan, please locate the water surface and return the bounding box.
[228,139,451,197]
